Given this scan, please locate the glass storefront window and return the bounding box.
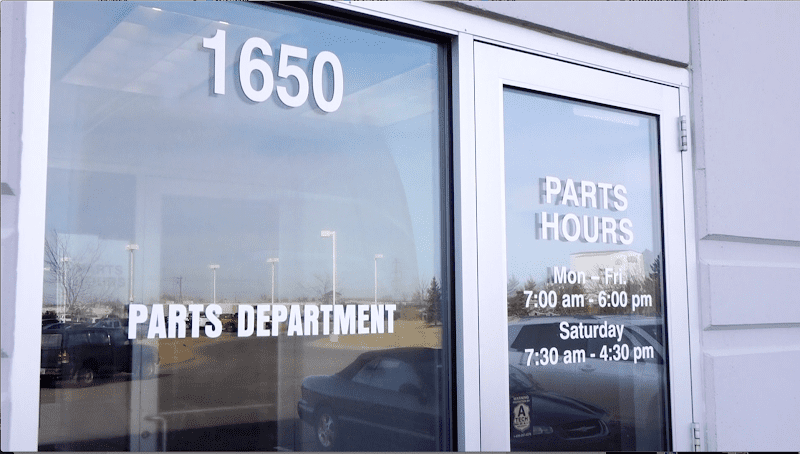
[503,89,670,451]
[39,2,450,451]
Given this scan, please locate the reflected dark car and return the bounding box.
[508,364,611,450]
[220,313,237,332]
[298,347,444,451]
[297,347,611,451]
[92,317,124,329]
[42,321,72,330]
[41,326,159,386]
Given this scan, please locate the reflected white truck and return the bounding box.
[508,315,667,437]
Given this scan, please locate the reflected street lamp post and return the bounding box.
[321,230,337,342]
[126,244,139,303]
[267,258,279,305]
[209,264,220,305]
[374,254,383,304]
[59,257,70,322]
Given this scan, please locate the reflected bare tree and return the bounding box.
[411,279,426,306]
[542,279,586,316]
[43,230,111,316]
[506,275,539,317]
[311,273,343,304]
[312,273,331,300]
[507,276,538,318]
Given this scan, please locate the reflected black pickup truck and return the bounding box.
[41,325,158,386]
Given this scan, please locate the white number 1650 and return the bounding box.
[202,29,343,112]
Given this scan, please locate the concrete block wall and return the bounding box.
[688,3,800,450]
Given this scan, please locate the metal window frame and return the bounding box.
[11,1,702,451]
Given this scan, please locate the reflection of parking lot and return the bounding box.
[156,333,373,451]
[39,333,369,450]
[40,374,133,450]
[39,323,442,451]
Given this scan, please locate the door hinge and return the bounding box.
[691,422,702,451]
[679,115,689,152]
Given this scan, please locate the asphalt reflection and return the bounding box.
[39,332,367,451]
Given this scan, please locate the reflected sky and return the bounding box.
[45,2,444,304]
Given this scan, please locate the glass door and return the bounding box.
[474,42,693,451]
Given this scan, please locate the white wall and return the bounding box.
[689,2,800,451]
[451,0,690,65]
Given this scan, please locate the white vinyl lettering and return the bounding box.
[204,304,222,338]
[239,305,254,337]
[147,304,167,339]
[203,29,343,112]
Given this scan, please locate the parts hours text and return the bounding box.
[202,29,344,112]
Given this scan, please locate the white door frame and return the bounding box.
[473,41,695,451]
